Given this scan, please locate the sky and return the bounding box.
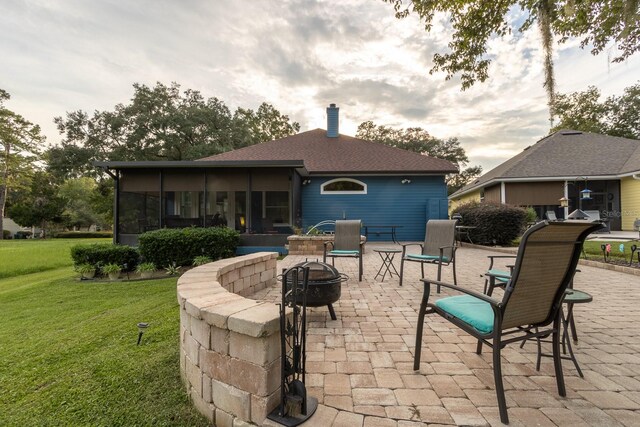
[1,0,638,173]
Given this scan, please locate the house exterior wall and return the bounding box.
[484,185,501,203]
[449,189,481,214]
[301,175,448,242]
[504,181,564,206]
[620,177,640,230]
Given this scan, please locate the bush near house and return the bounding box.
[453,201,528,246]
[55,231,113,238]
[2,230,11,239]
[71,243,140,272]
[138,227,240,268]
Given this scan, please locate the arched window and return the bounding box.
[321,178,367,195]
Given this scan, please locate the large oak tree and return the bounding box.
[48,82,300,179]
[383,0,640,117]
[0,89,45,239]
[356,121,482,194]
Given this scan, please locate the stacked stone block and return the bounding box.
[177,252,282,426]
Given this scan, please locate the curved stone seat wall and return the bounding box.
[177,252,280,426]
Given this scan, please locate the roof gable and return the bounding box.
[452,130,640,197]
[199,129,458,174]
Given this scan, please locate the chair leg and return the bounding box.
[493,334,509,424]
[452,258,457,287]
[436,263,441,293]
[476,339,483,355]
[399,258,405,287]
[553,313,567,397]
[413,283,431,371]
[358,255,363,282]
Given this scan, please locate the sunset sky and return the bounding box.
[2,0,638,172]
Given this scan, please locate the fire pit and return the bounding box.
[282,261,348,320]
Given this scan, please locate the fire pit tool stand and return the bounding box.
[267,265,318,426]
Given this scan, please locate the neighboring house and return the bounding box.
[2,217,22,236]
[449,130,640,231]
[96,105,457,252]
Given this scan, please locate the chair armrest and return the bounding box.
[487,255,517,260]
[324,241,334,248]
[421,278,502,306]
[401,243,423,257]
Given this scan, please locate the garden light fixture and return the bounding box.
[137,322,149,345]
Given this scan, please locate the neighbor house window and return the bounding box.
[321,178,367,194]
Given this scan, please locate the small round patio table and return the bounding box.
[536,289,592,378]
[374,248,402,282]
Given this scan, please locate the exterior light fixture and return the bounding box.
[137,322,149,345]
[559,197,569,208]
[302,179,311,185]
[401,179,411,184]
[240,216,246,227]
[580,188,592,200]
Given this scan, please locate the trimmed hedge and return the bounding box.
[453,201,527,246]
[138,227,240,268]
[71,243,140,272]
[55,231,113,239]
[2,230,11,239]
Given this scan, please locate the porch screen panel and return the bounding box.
[251,169,291,227]
[118,171,160,234]
[505,182,564,206]
[163,171,205,227]
[206,170,248,230]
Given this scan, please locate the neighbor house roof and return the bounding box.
[451,130,640,198]
[199,129,458,175]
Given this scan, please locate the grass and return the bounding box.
[583,239,640,262]
[0,238,111,279]
[0,240,208,426]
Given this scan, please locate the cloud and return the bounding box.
[0,0,638,175]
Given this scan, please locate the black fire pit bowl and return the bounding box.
[281,261,348,320]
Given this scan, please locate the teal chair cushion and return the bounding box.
[487,269,510,283]
[329,250,360,255]
[407,254,450,263]
[435,295,494,334]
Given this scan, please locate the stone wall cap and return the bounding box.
[201,299,263,329]
[228,303,281,338]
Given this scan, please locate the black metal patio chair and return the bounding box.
[399,219,457,291]
[412,220,603,424]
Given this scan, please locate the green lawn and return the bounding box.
[0,238,111,279]
[583,239,640,262]
[0,240,207,426]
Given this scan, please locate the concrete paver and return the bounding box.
[254,244,640,426]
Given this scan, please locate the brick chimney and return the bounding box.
[326,104,339,138]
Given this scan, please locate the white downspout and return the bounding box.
[564,180,569,219]
[500,182,506,204]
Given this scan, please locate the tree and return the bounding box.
[50,82,300,177]
[57,177,104,230]
[0,89,45,239]
[356,121,482,193]
[383,0,640,118]
[7,171,65,237]
[551,82,640,139]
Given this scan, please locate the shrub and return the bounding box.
[70,243,139,272]
[193,256,212,266]
[101,263,122,274]
[138,227,240,268]
[136,262,156,273]
[15,231,32,239]
[452,201,528,246]
[2,230,11,239]
[54,231,113,239]
[524,207,538,224]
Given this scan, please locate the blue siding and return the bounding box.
[301,176,448,241]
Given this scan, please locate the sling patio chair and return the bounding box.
[323,219,364,281]
[413,220,603,424]
[399,219,457,292]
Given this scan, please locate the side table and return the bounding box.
[536,289,592,377]
[374,248,402,281]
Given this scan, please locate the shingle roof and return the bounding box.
[452,130,640,197]
[198,129,458,174]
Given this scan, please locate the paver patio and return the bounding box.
[256,243,640,426]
